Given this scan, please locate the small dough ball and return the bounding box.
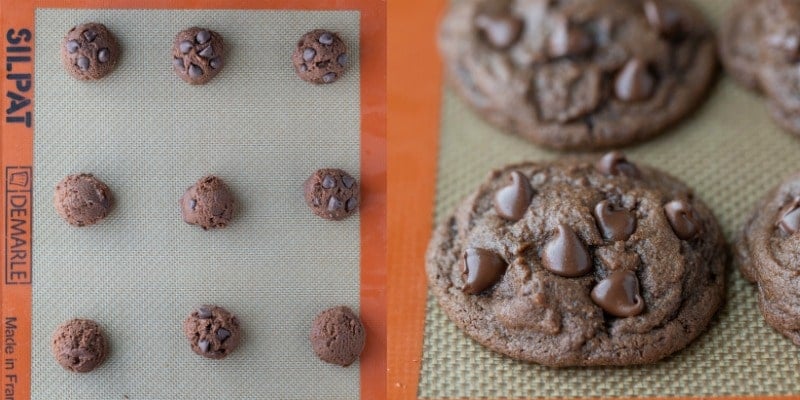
[51,319,108,373]
[61,22,120,80]
[304,168,359,221]
[292,29,349,84]
[53,173,113,227]
[183,305,241,359]
[310,306,365,367]
[172,27,225,85]
[179,175,235,230]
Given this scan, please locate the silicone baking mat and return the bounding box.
[388,0,800,399]
[0,1,385,399]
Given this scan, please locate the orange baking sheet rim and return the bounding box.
[386,1,799,400]
[0,1,385,399]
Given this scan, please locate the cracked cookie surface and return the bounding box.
[426,153,726,366]
[438,0,716,150]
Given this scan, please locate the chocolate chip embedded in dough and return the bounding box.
[462,248,507,294]
[541,224,592,277]
[664,200,700,240]
[493,170,534,222]
[475,13,524,50]
[591,270,645,317]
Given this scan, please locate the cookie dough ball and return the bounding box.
[51,319,108,373]
[292,29,349,84]
[61,22,119,80]
[183,305,241,359]
[172,27,225,85]
[304,168,359,221]
[310,306,365,367]
[179,175,235,230]
[53,173,113,227]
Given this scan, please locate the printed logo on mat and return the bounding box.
[5,166,31,284]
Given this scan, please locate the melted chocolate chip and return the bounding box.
[548,19,593,58]
[462,248,507,294]
[615,59,655,102]
[777,197,800,235]
[664,200,700,240]
[594,200,636,241]
[643,0,684,38]
[493,171,534,221]
[475,14,524,50]
[541,224,592,277]
[591,270,645,317]
[596,151,641,178]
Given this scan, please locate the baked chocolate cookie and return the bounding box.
[179,175,235,230]
[51,319,108,373]
[172,27,225,85]
[183,305,241,359]
[292,30,349,84]
[426,152,726,366]
[61,22,120,80]
[736,172,800,346]
[438,0,717,150]
[304,168,359,221]
[53,173,113,227]
[720,0,800,136]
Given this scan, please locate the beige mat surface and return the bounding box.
[420,0,800,398]
[33,9,360,400]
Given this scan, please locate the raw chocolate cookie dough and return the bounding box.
[426,152,727,366]
[53,173,113,227]
[310,306,365,367]
[183,305,241,359]
[179,175,235,229]
[172,27,225,85]
[304,168,359,221]
[292,30,349,84]
[720,0,800,137]
[438,0,717,150]
[61,22,119,80]
[51,319,108,373]
[736,172,800,346]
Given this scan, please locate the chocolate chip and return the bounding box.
[475,14,524,50]
[189,64,203,77]
[777,197,800,235]
[322,175,336,189]
[548,19,593,58]
[342,175,355,188]
[319,32,334,45]
[189,199,197,211]
[462,248,507,294]
[493,170,534,222]
[77,56,90,71]
[303,48,316,61]
[216,328,231,342]
[346,197,358,212]
[338,53,348,66]
[322,72,337,83]
[66,40,79,53]
[97,48,110,63]
[594,200,636,241]
[196,30,211,44]
[173,57,184,69]
[83,29,97,42]
[596,151,641,178]
[615,59,655,102]
[643,0,684,38]
[664,200,700,240]
[591,270,645,317]
[328,197,343,211]
[299,64,308,72]
[198,339,210,352]
[210,57,222,69]
[179,41,193,54]
[542,224,592,277]
[198,46,214,58]
[196,307,212,319]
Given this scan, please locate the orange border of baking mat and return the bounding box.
[385,1,797,400]
[0,1,385,399]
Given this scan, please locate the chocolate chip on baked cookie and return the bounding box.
[61,23,119,80]
[172,27,225,85]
